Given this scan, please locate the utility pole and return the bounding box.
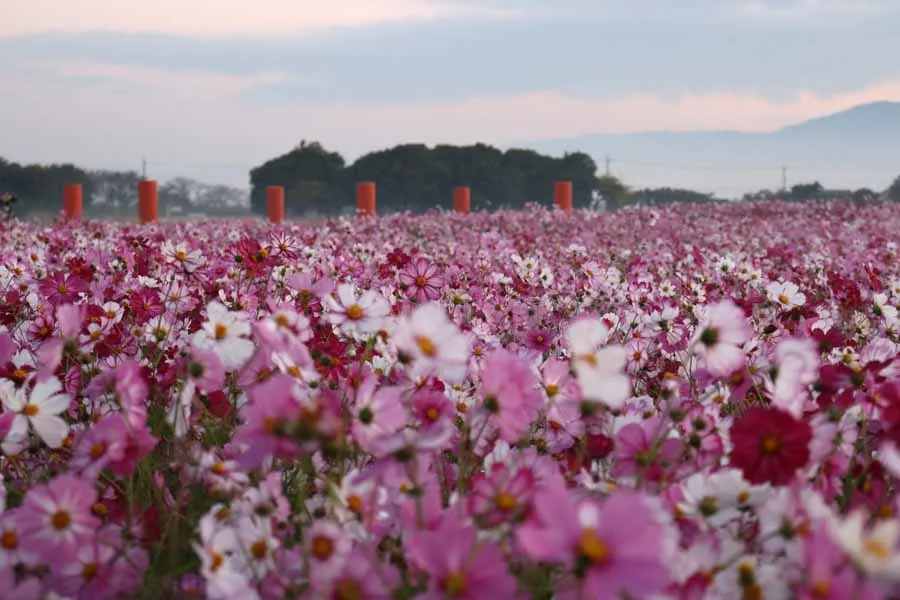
[141,156,147,181]
[605,155,611,177]
[781,165,787,191]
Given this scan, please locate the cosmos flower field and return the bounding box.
[2,200,900,599]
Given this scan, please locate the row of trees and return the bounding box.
[0,158,249,218]
[741,180,899,204]
[250,141,602,216]
[4,148,900,218]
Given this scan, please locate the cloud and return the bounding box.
[1,0,509,37]
[1,0,899,190]
[2,57,897,188]
[2,2,898,106]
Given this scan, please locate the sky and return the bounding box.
[1,0,899,188]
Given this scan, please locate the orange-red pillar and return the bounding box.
[554,181,573,212]
[453,186,471,214]
[63,183,83,222]
[266,186,285,224]
[356,182,376,217]
[138,180,159,224]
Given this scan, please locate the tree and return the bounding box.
[90,170,140,210]
[788,181,824,202]
[248,142,602,215]
[250,141,347,216]
[888,175,900,202]
[851,188,877,203]
[595,174,630,210]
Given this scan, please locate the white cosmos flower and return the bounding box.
[392,302,470,384]
[1,377,70,455]
[766,281,806,309]
[161,240,205,273]
[193,301,255,371]
[565,317,631,409]
[832,510,900,580]
[323,284,390,338]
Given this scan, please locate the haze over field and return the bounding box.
[1,0,899,196]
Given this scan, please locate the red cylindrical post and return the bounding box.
[356,182,376,217]
[63,183,83,222]
[554,181,573,212]
[266,186,285,224]
[138,180,159,224]
[452,186,471,214]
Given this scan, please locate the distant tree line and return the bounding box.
[0,157,249,218]
[741,180,897,204]
[249,141,603,216]
[4,148,899,218]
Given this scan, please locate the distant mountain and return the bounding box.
[525,101,900,198]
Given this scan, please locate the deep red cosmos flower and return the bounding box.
[729,405,812,486]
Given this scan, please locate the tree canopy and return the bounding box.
[249,142,601,216]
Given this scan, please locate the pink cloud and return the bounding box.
[1,0,506,37]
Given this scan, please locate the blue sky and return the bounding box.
[1,0,899,187]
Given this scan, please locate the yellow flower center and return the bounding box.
[214,323,228,340]
[23,403,39,417]
[442,572,467,597]
[494,492,517,511]
[311,535,334,561]
[346,495,363,515]
[52,510,72,530]
[250,539,268,560]
[210,552,224,572]
[0,530,17,549]
[760,435,781,455]
[346,304,364,321]
[863,537,891,560]
[578,529,610,565]
[333,579,363,600]
[415,335,437,357]
[545,383,559,397]
[90,442,107,460]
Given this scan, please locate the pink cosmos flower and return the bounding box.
[612,419,683,481]
[399,257,444,303]
[692,300,751,377]
[479,350,543,442]
[183,348,226,393]
[18,474,100,558]
[771,337,819,418]
[799,523,881,600]
[315,547,399,600]
[517,480,671,600]
[351,376,408,453]
[467,462,536,528]
[405,509,518,599]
